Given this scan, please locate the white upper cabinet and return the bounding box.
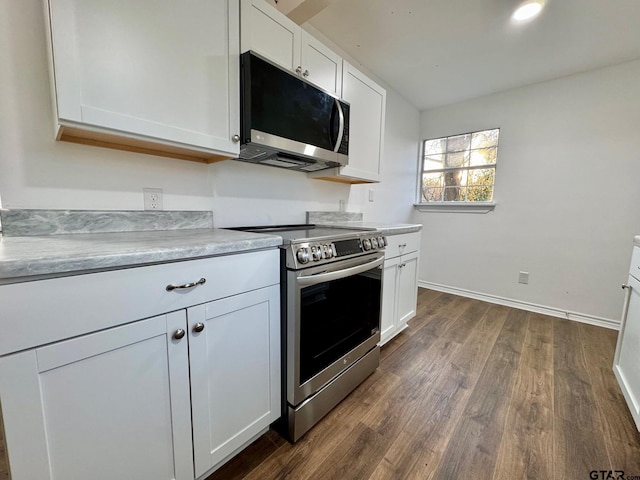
[309,62,387,184]
[240,0,301,71]
[338,62,386,182]
[240,0,342,96]
[45,0,240,163]
[299,31,343,96]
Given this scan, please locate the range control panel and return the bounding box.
[289,235,386,269]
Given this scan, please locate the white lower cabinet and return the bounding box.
[189,286,281,478]
[0,251,280,480]
[614,246,640,431]
[0,312,194,480]
[380,232,421,346]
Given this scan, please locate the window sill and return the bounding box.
[413,202,496,213]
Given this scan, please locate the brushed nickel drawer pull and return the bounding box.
[166,278,206,292]
[173,329,186,340]
[193,322,205,333]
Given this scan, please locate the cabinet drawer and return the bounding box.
[385,232,421,259]
[0,249,279,356]
[630,246,640,281]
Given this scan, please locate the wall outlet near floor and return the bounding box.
[143,188,163,210]
[518,271,529,284]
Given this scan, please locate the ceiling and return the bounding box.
[304,0,640,110]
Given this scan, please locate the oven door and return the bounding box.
[286,252,383,406]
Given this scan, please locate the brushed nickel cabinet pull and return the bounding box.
[193,322,205,333]
[173,329,186,340]
[166,278,206,292]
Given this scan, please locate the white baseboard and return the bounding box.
[418,281,620,330]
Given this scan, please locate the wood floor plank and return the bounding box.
[407,292,464,336]
[553,318,613,478]
[379,288,445,362]
[579,323,640,474]
[381,300,468,379]
[428,307,529,480]
[492,312,554,480]
[206,429,285,480]
[369,304,510,480]
[305,423,390,480]
[232,368,401,480]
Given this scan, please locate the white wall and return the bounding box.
[415,59,640,324]
[0,0,420,227]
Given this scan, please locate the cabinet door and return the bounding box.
[614,274,640,431]
[339,62,386,182]
[48,0,240,155]
[189,285,281,477]
[240,0,301,71]
[397,250,420,330]
[0,313,193,480]
[300,30,342,96]
[380,255,400,346]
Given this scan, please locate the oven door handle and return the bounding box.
[296,255,384,286]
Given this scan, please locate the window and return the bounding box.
[419,128,499,204]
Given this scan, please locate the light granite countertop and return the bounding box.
[0,229,282,284]
[315,221,422,235]
[306,211,422,235]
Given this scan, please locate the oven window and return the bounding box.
[299,266,381,384]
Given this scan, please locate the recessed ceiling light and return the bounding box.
[512,0,544,22]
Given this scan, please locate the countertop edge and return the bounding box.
[0,230,283,284]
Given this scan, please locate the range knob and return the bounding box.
[371,237,379,249]
[362,238,372,251]
[378,236,386,247]
[297,247,310,264]
[311,246,322,261]
[323,244,334,259]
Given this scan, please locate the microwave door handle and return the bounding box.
[333,99,345,153]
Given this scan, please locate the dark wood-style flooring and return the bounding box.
[208,288,640,480]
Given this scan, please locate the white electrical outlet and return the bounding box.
[518,271,529,284]
[143,188,163,210]
[368,189,374,202]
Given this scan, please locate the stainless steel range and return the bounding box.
[233,225,386,441]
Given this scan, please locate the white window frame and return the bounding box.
[414,128,499,213]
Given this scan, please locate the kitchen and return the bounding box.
[1,0,640,479]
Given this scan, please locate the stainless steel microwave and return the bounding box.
[238,51,349,172]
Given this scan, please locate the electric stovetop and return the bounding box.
[231,224,374,244]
